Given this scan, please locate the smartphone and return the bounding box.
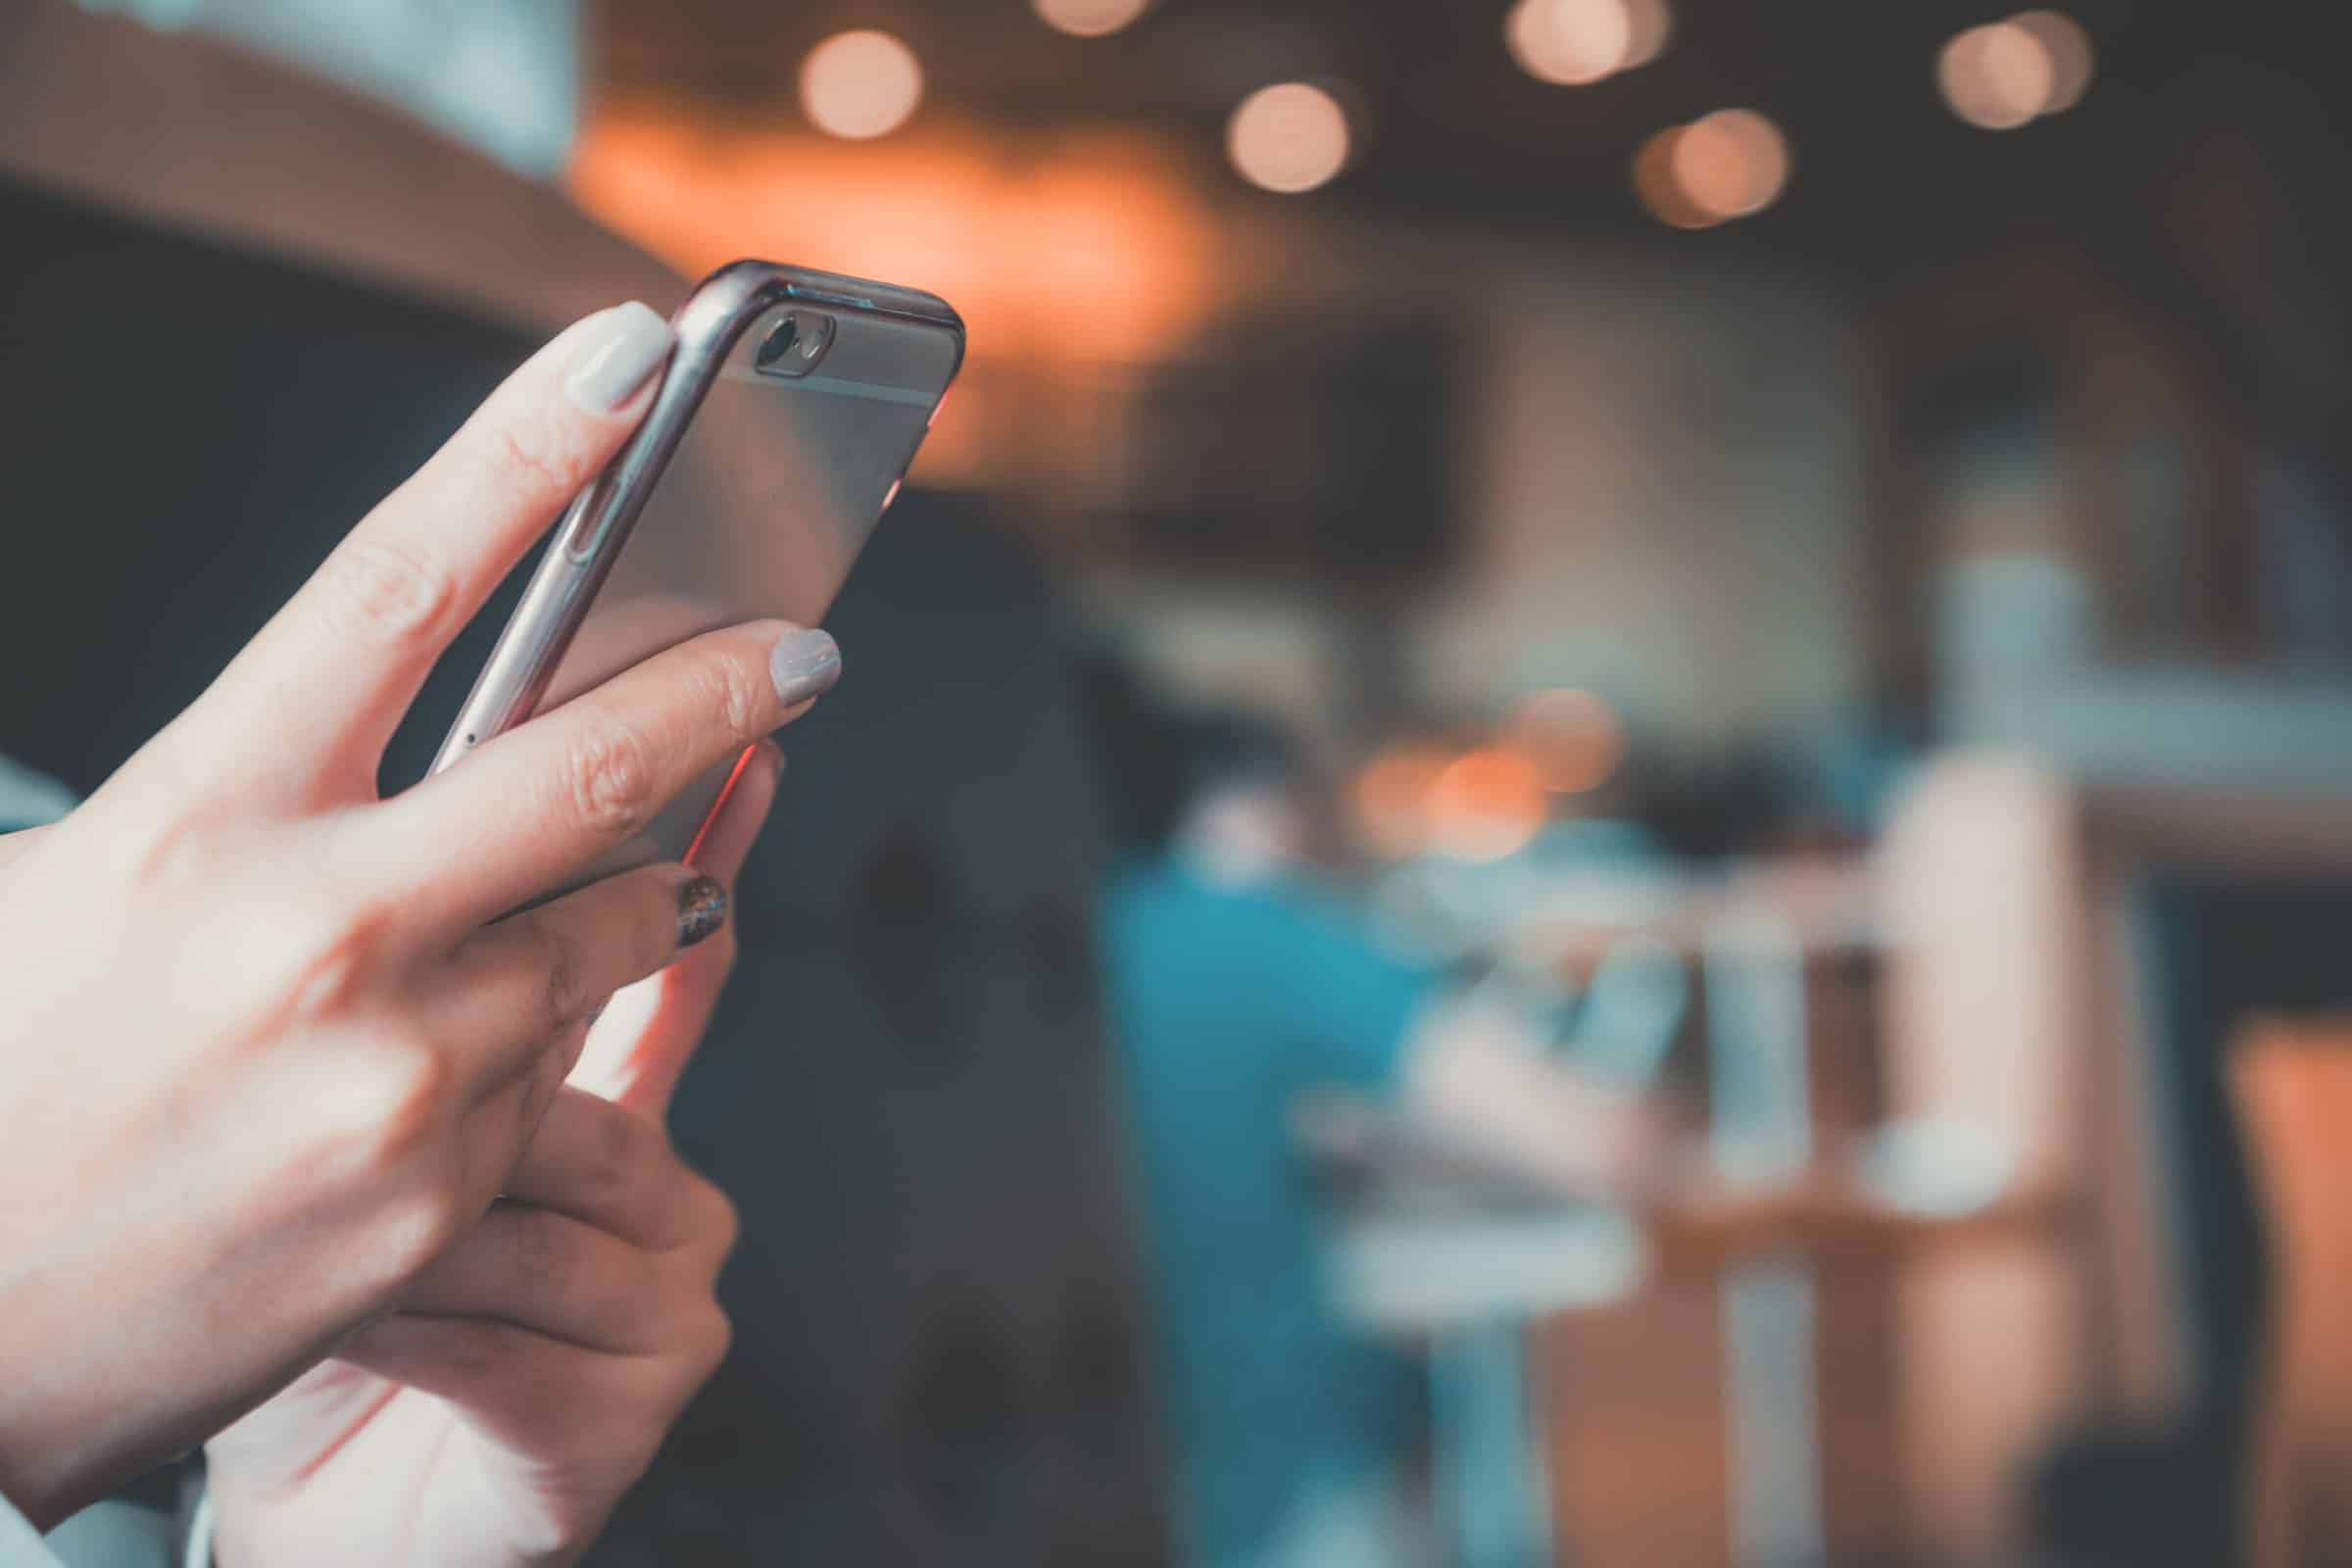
[431,260,963,886]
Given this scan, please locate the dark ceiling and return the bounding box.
[593,0,2346,258]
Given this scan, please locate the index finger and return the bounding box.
[143,303,677,808]
[365,622,834,927]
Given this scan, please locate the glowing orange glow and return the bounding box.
[569,112,1213,368]
[1509,689,1626,795]
[1427,747,1548,862]
[1623,0,1674,69]
[1505,0,1635,86]
[1631,124,1711,228]
[2013,10,2094,113]
[1354,745,1454,858]
[1937,21,2054,131]
[1227,82,1350,194]
[1672,108,1789,220]
[801,30,924,140]
[1033,0,1152,37]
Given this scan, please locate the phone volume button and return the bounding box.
[560,503,604,564]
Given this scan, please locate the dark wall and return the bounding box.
[0,178,1167,1564]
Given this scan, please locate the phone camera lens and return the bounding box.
[754,311,836,378]
[757,318,801,369]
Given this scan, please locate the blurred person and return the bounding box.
[1078,651,1660,1568]
[0,304,845,1566]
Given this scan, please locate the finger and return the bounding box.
[497,1086,711,1250]
[437,859,730,1098]
[366,621,837,926]
[336,1313,709,1455]
[454,1014,592,1220]
[575,741,782,1120]
[687,738,785,881]
[393,1200,683,1354]
[145,303,677,806]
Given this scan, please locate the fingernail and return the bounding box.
[565,302,674,414]
[676,875,729,948]
[769,628,842,707]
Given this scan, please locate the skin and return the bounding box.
[0,304,827,1557]
[203,744,781,1565]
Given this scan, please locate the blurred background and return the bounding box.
[6,0,2352,1563]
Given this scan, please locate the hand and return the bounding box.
[0,303,842,1528]
[203,747,779,1568]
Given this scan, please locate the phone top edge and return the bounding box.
[681,260,966,386]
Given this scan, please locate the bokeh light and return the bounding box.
[1032,0,1152,39]
[1632,123,1708,227]
[1427,746,1549,862]
[1227,81,1351,194]
[1504,0,1634,87]
[1937,21,2055,131]
[1354,744,1455,858]
[1622,0,1674,69]
[1671,108,1790,220]
[1634,109,1788,228]
[801,30,924,140]
[2013,9,2095,113]
[1510,688,1627,794]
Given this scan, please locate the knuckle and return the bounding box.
[317,537,455,648]
[688,1303,733,1379]
[508,1205,583,1295]
[481,405,591,513]
[706,1184,741,1260]
[560,719,660,841]
[340,1037,458,1175]
[374,1181,468,1286]
[279,902,396,1022]
[528,918,586,1029]
[590,1098,647,1190]
[682,641,770,741]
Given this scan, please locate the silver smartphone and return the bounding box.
[432,260,963,883]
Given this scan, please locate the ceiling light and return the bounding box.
[1032,0,1152,38]
[1672,108,1790,220]
[1937,21,2055,130]
[1228,81,1351,194]
[1505,0,1636,86]
[2012,9,2094,113]
[801,29,923,140]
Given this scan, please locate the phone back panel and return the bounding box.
[483,286,959,882]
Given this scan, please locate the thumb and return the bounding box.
[577,741,783,1121]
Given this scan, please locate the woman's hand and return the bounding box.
[203,746,780,1568]
[0,303,841,1529]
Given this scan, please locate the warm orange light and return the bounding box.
[1510,689,1626,795]
[1937,21,2054,130]
[2012,9,2094,113]
[1505,0,1635,86]
[1354,745,1454,858]
[1033,0,1152,37]
[1672,108,1789,220]
[801,30,924,140]
[1623,0,1674,69]
[1227,82,1351,194]
[1427,747,1548,862]
[568,114,1214,368]
[1632,123,1711,228]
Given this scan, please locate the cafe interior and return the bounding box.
[5,0,2352,1563]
